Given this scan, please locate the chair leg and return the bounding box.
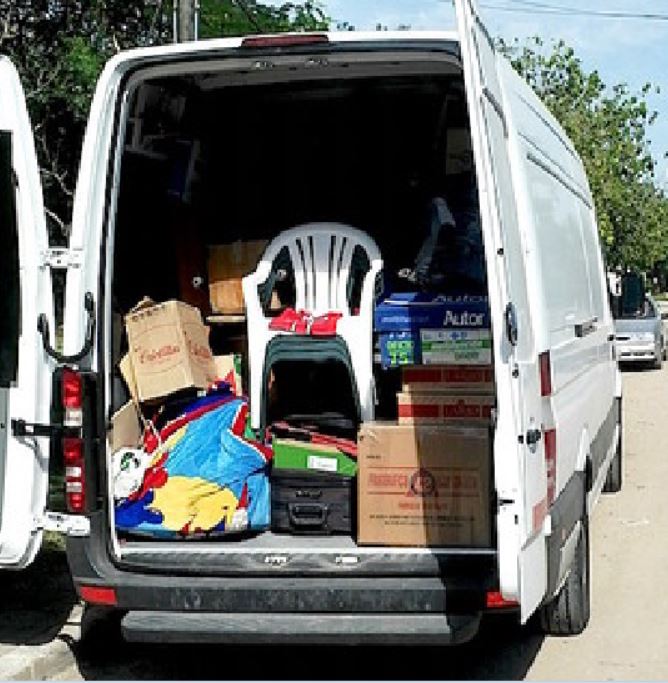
[350,351,375,423]
[247,344,266,430]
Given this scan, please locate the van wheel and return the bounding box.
[603,412,623,493]
[79,605,124,657]
[539,518,591,636]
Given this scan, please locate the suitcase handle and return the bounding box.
[288,503,328,527]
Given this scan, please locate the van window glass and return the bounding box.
[0,130,20,386]
[526,160,591,339]
[577,202,606,322]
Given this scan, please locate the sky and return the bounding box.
[281,0,668,188]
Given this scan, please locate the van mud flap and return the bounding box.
[121,610,482,646]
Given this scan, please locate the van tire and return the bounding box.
[539,518,591,636]
[79,605,124,656]
[603,406,622,493]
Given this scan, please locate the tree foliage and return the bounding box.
[0,0,327,239]
[498,37,668,273]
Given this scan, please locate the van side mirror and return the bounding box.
[505,302,518,346]
[661,311,668,321]
[0,130,20,387]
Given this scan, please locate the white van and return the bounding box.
[0,0,621,644]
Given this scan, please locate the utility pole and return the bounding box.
[174,0,199,42]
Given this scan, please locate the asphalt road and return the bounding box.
[8,362,668,680]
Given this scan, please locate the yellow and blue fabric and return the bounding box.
[115,386,272,538]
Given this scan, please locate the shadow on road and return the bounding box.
[0,544,76,646]
[71,613,545,680]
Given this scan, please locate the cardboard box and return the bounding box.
[272,438,358,476]
[397,392,494,425]
[374,293,489,333]
[119,353,140,405]
[214,354,243,396]
[208,240,268,314]
[357,422,490,547]
[108,400,143,452]
[420,329,492,365]
[401,365,494,394]
[124,299,217,403]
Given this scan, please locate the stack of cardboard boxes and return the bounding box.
[358,293,495,548]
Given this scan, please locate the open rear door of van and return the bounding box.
[454,0,548,622]
[0,57,57,569]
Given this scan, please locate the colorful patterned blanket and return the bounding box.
[113,385,272,538]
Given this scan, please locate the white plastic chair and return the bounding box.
[242,222,383,429]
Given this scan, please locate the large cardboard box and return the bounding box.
[397,392,494,425]
[208,241,268,314]
[401,365,494,394]
[124,299,217,403]
[357,422,490,547]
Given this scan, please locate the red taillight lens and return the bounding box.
[539,351,552,397]
[63,437,85,513]
[79,585,117,606]
[544,428,557,505]
[486,590,519,609]
[241,33,329,48]
[61,367,83,427]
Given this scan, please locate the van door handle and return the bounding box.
[526,429,542,447]
[575,318,597,338]
[38,291,95,364]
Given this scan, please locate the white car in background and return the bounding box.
[614,294,667,368]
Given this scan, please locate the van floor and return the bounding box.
[118,530,494,555]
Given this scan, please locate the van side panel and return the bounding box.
[500,59,616,583]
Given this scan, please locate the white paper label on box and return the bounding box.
[307,455,338,473]
[420,328,492,365]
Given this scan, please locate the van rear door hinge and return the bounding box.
[39,247,83,270]
[37,512,90,537]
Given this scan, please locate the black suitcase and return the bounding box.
[271,469,354,534]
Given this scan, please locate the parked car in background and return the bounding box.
[614,294,667,368]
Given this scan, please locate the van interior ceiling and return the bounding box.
[109,55,493,552]
[112,67,476,319]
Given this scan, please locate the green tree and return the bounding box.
[0,0,327,239]
[498,37,668,273]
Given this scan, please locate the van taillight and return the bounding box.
[63,436,85,513]
[241,33,329,48]
[486,590,519,609]
[539,351,552,397]
[544,428,557,505]
[79,585,117,606]
[61,367,83,427]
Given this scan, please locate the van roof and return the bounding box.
[105,30,461,69]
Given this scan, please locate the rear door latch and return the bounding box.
[11,419,61,438]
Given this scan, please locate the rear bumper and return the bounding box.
[121,610,482,645]
[66,512,495,645]
[616,342,657,361]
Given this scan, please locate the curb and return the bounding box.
[0,604,82,681]
[0,639,75,681]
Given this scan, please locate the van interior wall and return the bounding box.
[111,69,479,416]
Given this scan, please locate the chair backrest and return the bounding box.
[263,223,382,316]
